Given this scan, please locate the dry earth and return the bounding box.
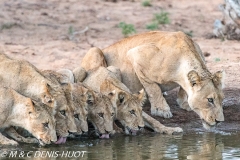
[0,0,240,132]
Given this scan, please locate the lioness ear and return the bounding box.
[187,70,201,87]
[212,70,225,89]
[138,89,147,107]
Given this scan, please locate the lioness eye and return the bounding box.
[129,110,135,115]
[98,113,104,118]
[74,114,79,120]
[207,98,214,104]
[60,110,66,116]
[43,122,49,128]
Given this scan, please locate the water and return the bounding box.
[1,132,240,160]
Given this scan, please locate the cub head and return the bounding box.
[71,83,90,135]
[100,79,146,135]
[187,70,225,130]
[87,92,114,139]
[26,100,57,146]
[111,90,146,135]
[54,83,77,144]
[42,71,77,144]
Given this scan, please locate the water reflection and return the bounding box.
[0,132,240,160]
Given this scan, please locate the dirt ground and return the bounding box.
[0,0,240,132]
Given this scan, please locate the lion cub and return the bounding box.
[74,66,183,135]
[0,86,57,146]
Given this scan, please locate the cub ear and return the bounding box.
[107,90,116,98]
[85,90,95,106]
[212,70,225,89]
[187,70,201,87]
[118,91,128,105]
[100,79,113,94]
[26,99,36,118]
[138,89,147,107]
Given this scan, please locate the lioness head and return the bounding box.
[69,83,89,135]
[100,79,146,135]
[87,92,114,139]
[187,70,225,130]
[26,100,57,146]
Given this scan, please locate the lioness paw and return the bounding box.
[151,107,173,118]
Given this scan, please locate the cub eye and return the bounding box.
[111,113,114,117]
[60,110,66,116]
[129,110,135,115]
[43,122,49,128]
[207,98,214,104]
[98,113,104,118]
[74,114,79,120]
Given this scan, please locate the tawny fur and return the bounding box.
[81,31,225,130]
[0,87,56,145]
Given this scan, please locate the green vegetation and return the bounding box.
[146,11,170,30]
[142,0,152,7]
[184,30,193,37]
[0,22,20,31]
[215,58,221,62]
[154,11,170,24]
[118,22,136,37]
[146,22,158,30]
[68,26,74,36]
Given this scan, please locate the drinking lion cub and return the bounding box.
[0,86,57,146]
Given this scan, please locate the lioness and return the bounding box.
[81,31,225,130]
[74,66,182,134]
[0,86,57,146]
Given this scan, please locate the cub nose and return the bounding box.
[215,119,223,125]
[105,130,111,134]
[138,126,144,130]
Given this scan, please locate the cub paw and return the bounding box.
[180,102,191,111]
[151,107,173,118]
[158,127,183,135]
[23,137,38,143]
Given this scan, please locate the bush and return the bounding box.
[118,22,136,37]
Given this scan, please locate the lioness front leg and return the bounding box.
[0,132,18,145]
[4,127,38,144]
[133,69,172,118]
[177,87,191,111]
[142,112,183,134]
